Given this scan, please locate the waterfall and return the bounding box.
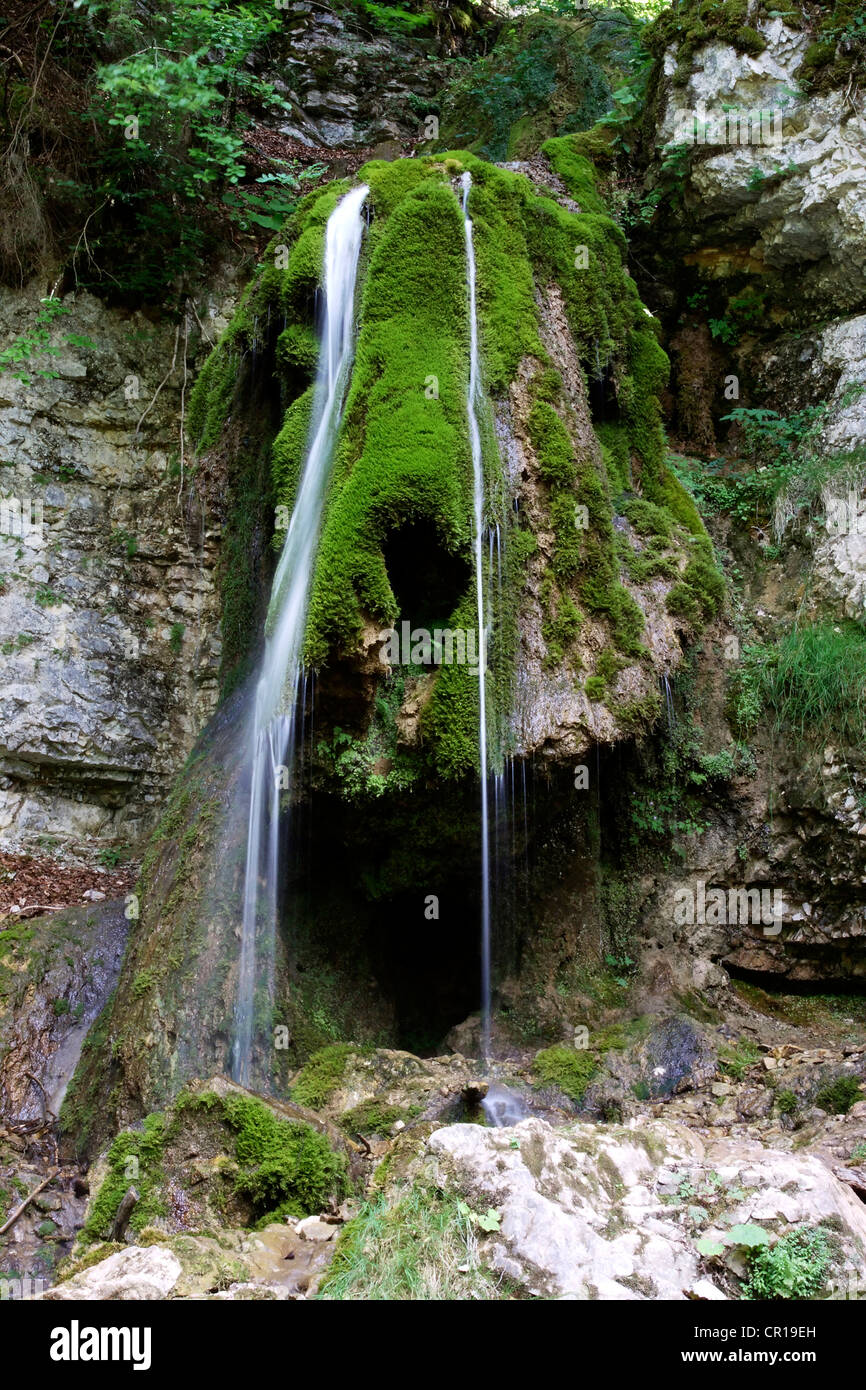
[460,171,493,1064]
[661,672,676,737]
[232,183,369,1087]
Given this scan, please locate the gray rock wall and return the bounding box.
[0,282,238,854]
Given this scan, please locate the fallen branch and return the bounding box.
[1,903,69,921]
[0,1167,59,1237]
[111,1186,139,1241]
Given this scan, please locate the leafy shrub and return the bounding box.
[776,1089,798,1116]
[744,1226,831,1300]
[815,1074,862,1116]
[718,1038,760,1080]
[739,623,866,748]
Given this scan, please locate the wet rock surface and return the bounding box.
[0,899,130,1125]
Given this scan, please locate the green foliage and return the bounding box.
[799,0,866,92]
[34,585,63,608]
[360,1,432,34]
[201,1090,348,1221]
[82,1112,168,1242]
[777,1088,798,1116]
[59,0,323,298]
[815,1074,862,1116]
[438,13,625,160]
[629,784,708,841]
[110,528,139,559]
[319,1186,502,1300]
[744,1226,831,1300]
[290,1043,356,1109]
[533,1044,598,1101]
[709,315,738,346]
[339,1099,421,1136]
[0,299,94,384]
[317,718,419,800]
[718,1037,760,1080]
[731,622,866,748]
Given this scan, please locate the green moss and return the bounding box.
[338,1099,422,1136]
[666,554,725,625]
[419,590,482,779]
[271,387,314,525]
[276,322,319,378]
[541,138,608,216]
[533,1044,598,1101]
[186,350,238,452]
[528,400,576,490]
[619,496,673,541]
[458,158,544,394]
[541,584,583,668]
[646,0,768,86]
[178,1090,349,1222]
[290,1043,356,1109]
[303,177,471,668]
[82,1111,168,1243]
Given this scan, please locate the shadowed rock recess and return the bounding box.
[2,0,866,1306]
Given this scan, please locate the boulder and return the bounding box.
[427,1117,866,1300]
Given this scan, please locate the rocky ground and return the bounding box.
[3,959,866,1300]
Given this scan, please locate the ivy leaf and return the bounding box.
[696,1237,725,1258]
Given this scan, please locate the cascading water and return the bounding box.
[232,183,369,1087]
[460,171,493,1064]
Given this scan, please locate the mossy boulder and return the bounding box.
[78,1077,353,1247]
[189,144,721,785]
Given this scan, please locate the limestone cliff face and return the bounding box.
[0,282,237,855]
[654,16,866,315]
[624,3,866,992]
[265,1,453,149]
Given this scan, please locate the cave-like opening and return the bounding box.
[383,521,472,633]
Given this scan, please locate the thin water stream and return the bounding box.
[232,185,369,1085]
